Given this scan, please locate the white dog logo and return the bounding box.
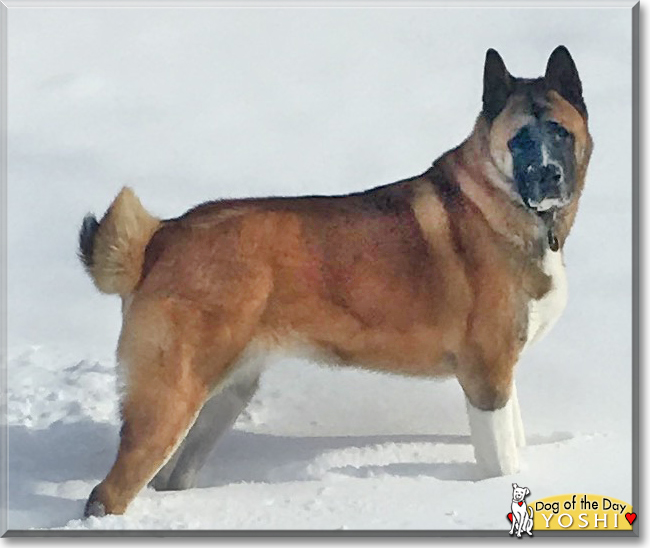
[509,483,534,537]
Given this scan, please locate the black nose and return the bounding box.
[542,164,562,185]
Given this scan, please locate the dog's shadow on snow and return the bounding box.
[197,429,574,487]
[7,419,575,528]
[198,431,479,486]
[7,420,119,528]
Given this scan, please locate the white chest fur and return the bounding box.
[524,248,568,350]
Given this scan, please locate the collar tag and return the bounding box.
[548,229,559,252]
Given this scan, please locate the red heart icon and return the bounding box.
[625,513,636,525]
[507,512,513,522]
[518,502,523,506]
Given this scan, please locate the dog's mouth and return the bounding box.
[509,122,576,214]
[516,165,571,213]
[525,195,570,213]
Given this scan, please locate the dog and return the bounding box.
[509,483,534,537]
[79,46,592,517]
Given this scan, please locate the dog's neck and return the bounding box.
[459,115,591,251]
[435,130,549,259]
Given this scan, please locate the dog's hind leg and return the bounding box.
[526,513,534,536]
[150,358,262,491]
[84,295,267,516]
[84,347,209,517]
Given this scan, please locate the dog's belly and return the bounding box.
[524,249,568,350]
[251,324,459,379]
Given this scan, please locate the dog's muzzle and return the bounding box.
[508,123,575,212]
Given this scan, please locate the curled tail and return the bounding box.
[78,187,160,295]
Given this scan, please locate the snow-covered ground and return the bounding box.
[6,5,634,533]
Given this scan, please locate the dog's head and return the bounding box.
[481,46,592,213]
[512,483,530,503]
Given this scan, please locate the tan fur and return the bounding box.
[547,91,594,246]
[90,187,161,295]
[82,62,592,517]
[488,95,536,181]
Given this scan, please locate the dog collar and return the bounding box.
[539,209,559,252]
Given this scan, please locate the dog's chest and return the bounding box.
[524,249,568,349]
[512,501,527,513]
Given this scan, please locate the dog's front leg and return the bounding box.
[511,381,526,447]
[458,358,520,477]
[517,513,525,537]
[465,397,518,476]
[458,351,519,477]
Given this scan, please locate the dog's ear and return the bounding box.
[512,483,518,489]
[545,45,587,118]
[483,48,513,121]
[525,488,530,496]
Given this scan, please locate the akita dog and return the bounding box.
[79,46,592,517]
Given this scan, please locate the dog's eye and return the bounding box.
[546,121,571,141]
[508,127,535,152]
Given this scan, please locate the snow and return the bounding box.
[6,5,634,533]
